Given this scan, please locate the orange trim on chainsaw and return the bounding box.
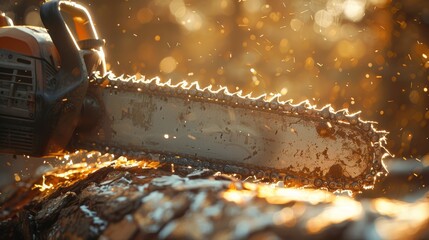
[0,13,13,27]
[0,36,33,56]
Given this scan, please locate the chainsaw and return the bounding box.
[0,1,389,191]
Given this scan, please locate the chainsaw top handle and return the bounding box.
[40,0,106,76]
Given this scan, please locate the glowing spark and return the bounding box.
[33,175,54,192]
[306,197,362,233]
[222,189,255,204]
[67,159,74,166]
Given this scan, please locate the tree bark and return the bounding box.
[0,152,428,240]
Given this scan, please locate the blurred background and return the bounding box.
[1,0,428,160]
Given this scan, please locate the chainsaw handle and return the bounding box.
[40,1,84,78]
[40,0,106,76]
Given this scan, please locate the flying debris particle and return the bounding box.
[14,173,21,182]
[164,134,170,139]
[281,88,288,95]
[217,67,224,75]
[188,134,196,140]
[154,35,161,41]
[253,77,260,86]
[423,53,428,59]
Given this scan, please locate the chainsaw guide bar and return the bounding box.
[72,73,389,191]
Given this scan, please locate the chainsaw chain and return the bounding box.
[81,73,389,191]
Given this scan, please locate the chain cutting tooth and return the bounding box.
[371,134,379,142]
[334,109,348,121]
[336,182,344,189]
[252,94,266,108]
[149,82,157,91]
[269,101,279,110]
[295,102,307,114]
[347,112,360,125]
[320,105,331,118]
[301,178,309,185]
[189,88,197,96]
[202,91,211,99]
[360,121,372,131]
[270,172,280,182]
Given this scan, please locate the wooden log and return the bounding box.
[0,151,428,240]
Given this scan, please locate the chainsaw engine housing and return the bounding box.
[0,1,105,156]
[0,26,61,155]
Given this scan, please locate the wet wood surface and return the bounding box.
[0,152,428,240]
